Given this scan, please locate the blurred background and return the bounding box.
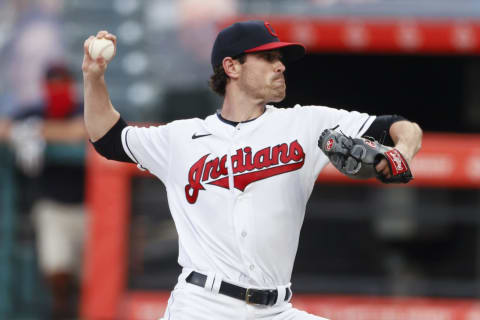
[1,0,480,319]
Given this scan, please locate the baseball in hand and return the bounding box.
[88,38,115,61]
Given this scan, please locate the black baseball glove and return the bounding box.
[318,126,413,183]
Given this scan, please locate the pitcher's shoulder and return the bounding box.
[167,117,205,130]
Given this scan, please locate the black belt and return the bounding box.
[185,271,291,306]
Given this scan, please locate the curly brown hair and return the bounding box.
[209,54,246,96]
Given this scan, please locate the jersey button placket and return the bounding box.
[235,194,258,279]
[229,136,252,279]
[236,196,249,243]
[230,129,256,280]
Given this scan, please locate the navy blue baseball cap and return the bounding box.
[211,20,306,69]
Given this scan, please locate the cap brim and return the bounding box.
[244,42,306,63]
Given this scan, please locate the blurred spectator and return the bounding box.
[0,0,65,117]
[0,2,83,318]
[3,64,87,320]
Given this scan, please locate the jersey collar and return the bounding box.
[215,108,264,127]
[204,105,273,137]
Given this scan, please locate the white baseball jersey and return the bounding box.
[121,104,374,289]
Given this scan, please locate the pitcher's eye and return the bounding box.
[258,51,283,62]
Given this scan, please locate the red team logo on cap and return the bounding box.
[264,22,278,37]
[326,138,334,151]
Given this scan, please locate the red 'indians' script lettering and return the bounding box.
[185,140,305,204]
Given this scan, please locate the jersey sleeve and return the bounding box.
[296,105,376,178]
[298,105,375,138]
[121,124,171,181]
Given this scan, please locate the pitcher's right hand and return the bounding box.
[82,30,117,79]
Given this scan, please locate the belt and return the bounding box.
[185,271,291,306]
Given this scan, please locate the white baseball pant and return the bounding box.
[160,269,329,320]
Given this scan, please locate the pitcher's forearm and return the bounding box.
[389,120,423,162]
[82,31,119,142]
[83,75,120,142]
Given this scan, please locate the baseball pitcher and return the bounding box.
[82,20,422,320]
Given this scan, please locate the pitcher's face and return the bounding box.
[237,50,286,103]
